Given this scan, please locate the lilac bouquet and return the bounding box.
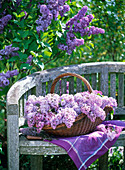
[25,90,117,133]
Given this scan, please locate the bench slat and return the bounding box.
[84,74,89,91]
[69,77,74,94]
[19,136,66,155]
[76,78,82,93]
[118,73,124,107]
[61,78,67,95]
[48,80,52,93]
[19,98,23,117]
[42,82,46,96]
[91,73,97,90]
[100,66,109,96]
[110,73,116,99]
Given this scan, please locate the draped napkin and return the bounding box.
[20,120,125,170]
[44,120,125,170]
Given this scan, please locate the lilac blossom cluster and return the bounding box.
[36,0,70,33]
[58,6,105,54]
[0,44,19,60]
[0,14,12,34]
[25,90,117,133]
[97,124,121,141]
[26,55,33,65]
[0,70,19,88]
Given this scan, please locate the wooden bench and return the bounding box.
[7,62,125,170]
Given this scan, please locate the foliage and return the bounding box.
[108,147,124,169]
[45,0,125,68]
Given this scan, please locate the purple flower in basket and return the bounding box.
[24,89,117,133]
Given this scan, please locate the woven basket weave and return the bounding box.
[43,73,113,137]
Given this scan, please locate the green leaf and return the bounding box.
[23,39,32,49]
[33,58,44,70]
[90,42,94,48]
[9,56,19,62]
[20,63,32,70]
[56,31,62,37]
[19,52,27,61]
[21,31,29,38]
[13,38,22,42]
[13,12,18,17]
[43,51,52,58]
[30,51,37,57]
[17,12,25,18]
[29,41,38,51]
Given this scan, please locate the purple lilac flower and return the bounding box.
[25,90,117,133]
[0,44,19,59]
[58,5,105,54]
[36,0,70,32]
[0,15,12,34]
[0,70,19,88]
[26,55,33,65]
[60,5,70,17]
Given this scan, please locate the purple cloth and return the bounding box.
[45,120,125,170]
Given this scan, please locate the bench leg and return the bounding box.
[30,155,43,170]
[99,151,108,170]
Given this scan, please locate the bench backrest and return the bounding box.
[7,62,125,125]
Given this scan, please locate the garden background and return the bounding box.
[0,0,124,169]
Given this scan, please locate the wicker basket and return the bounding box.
[43,73,113,137]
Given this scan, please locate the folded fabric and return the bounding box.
[45,120,125,170]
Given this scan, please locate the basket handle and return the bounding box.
[50,72,93,94]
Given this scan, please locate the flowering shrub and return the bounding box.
[58,6,105,54]
[0,70,19,88]
[0,0,105,93]
[25,90,117,133]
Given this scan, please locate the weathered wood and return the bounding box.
[115,107,125,115]
[19,98,23,117]
[76,77,82,92]
[36,76,43,97]
[48,80,52,93]
[91,73,97,90]
[19,136,66,155]
[113,131,125,147]
[42,82,46,96]
[30,155,43,170]
[61,78,67,94]
[7,62,125,105]
[69,77,74,94]
[99,66,109,170]
[118,73,124,107]
[19,131,125,156]
[6,62,125,170]
[100,66,109,96]
[84,74,90,91]
[110,73,116,99]
[7,115,19,170]
[54,81,60,94]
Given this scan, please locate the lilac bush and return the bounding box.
[0,70,19,89]
[25,90,117,133]
[0,14,12,34]
[36,0,70,33]
[58,6,105,54]
[0,44,19,60]
[0,1,105,93]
